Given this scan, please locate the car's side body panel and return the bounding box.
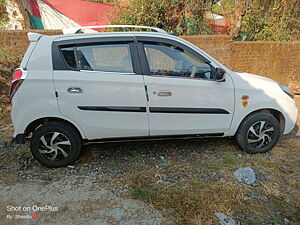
[227,72,298,135]
[134,35,235,135]
[54,71,149,139]
[144,75,235,135]
[52,35,149,140]
[11,35,87,139]
[11,31,298,143]
[12,36,59,135]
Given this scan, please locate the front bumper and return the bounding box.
[283,100,298,134]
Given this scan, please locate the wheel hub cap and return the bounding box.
[247,121,274,149]
[38,132,71,161]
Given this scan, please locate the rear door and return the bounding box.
[136,36,234,136]
[53,36,149,140]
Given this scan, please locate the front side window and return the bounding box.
[144,43,213,80]
[76,44,133,73]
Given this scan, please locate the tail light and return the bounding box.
[9,68,28,99]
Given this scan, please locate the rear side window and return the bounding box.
[61,47,77,69]
[59,43,134,73]
[77,44,133,73]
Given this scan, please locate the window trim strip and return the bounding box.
[77,106,230,114]
[149,107,230,114]
[78,106,147,112]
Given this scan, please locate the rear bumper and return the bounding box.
[11,93,28,139]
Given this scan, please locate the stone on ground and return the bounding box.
[234,167,256,185]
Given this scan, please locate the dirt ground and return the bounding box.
[0,96,299,225]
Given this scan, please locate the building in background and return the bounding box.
[205,12,230,35]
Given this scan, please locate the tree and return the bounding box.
[241,0,300,41]
[213,0,300,41]
[110,0,216,35]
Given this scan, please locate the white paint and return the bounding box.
[11,31,298,144]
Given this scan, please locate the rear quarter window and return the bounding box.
[60,47,77,70]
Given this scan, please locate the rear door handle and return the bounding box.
[154,91,172,97]
[67,87,83,94]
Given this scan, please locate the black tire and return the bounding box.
[235,112,281,154]
[30,122,82,167]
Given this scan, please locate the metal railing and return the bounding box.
[63,25,168,34]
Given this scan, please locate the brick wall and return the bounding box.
[181,35,300,86]
[0,30,62,54]
[0,30,299,86]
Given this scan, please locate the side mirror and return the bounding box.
[215,68,226,81]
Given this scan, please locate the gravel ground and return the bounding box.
[0,180,164,225]
[0,96,299,225]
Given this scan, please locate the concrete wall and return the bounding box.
[0,30,299,86]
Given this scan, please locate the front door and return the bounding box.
[53,38,149,140]
[137,39,234,136]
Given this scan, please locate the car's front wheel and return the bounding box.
[235,112,281,153]
[30,122,82,167]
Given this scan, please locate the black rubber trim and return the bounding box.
[86,133,224,143]
[129,42,142,74]
[136,42,150,75]
[78,106,147,112]
[15,134,25,144]
[149,107,230,114]
[78,106,229,114]
[144,85,149,102]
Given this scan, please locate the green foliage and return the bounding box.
[0,48,22,95]
[0,47,22,69]
[212,0,299,41]
[109,0,300,41]
[241,0,300,41]
[132,186,160,201]
[131,176,162,202]
[110,0,214,35]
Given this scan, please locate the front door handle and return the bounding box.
[154,91,172,97]
[67,87,83,94]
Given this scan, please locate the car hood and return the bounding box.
[230,71,281,96]
[234,72,277,84]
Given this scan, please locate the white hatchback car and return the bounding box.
[10,26,297,167]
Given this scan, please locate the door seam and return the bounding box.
[134,35,151,136]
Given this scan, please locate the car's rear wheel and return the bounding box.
[235,112,281,153]
[30,122,81,167]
